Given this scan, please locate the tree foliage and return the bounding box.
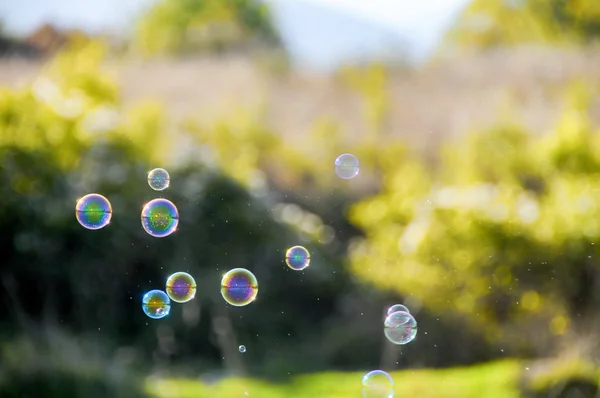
[445,0,600,49]
[349,81,600,350]
[134,0,281,56]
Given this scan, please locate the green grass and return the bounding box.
[147,360,522,398]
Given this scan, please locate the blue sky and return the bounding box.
[0,0,470,69]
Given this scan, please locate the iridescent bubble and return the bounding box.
[166,272,197,303]
[384,311,417,345]
[285,246,310,271]
[239,345,247,353]
[362,370,394,398]
[75,193,112,230]
[387,304,410,316]
[141,198,179,238]
[334,153,360,179]
[142,290,171,319]
[148,168,170,191]
[220,268,258,307]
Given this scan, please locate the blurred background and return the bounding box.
[1,0,600,397]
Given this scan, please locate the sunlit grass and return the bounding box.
[148,360,521,398]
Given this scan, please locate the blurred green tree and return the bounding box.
[133,0,282,56]
[349,81,600,355]
[444,0,600,49]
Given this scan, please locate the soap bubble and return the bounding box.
[285,246,310,271]
[220,268,258,307]
[384,311,417,345]
[141,198,179,238]
[142,290,171,319]
[75,193,112,230]
[166,272,197,303]
[334,153,360,179]
[239,345,247,353]
[362,370,394,398]
[387,304,410,316]
[148,168,170,191]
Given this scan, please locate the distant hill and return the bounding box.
[267,0,408,69]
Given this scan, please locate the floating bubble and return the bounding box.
[220,268,258,307]
[334,153,360,179]
[362,370,394,398]
[285,245,310,271]
[239,345,247,353]
[384,311,417,345]
[141,198,179,238]
[166,272,197,303]
[75,193,112,230]
[148,168,170,191]
[142,290,171,319]
[387,304,410,316]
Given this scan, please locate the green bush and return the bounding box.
[349,82,600,352]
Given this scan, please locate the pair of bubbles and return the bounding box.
[75,168,179,237]
[141,244,313,319]
[361,305,418,398]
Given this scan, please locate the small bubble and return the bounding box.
[147,168,170,191]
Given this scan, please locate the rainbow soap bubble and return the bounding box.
[141,198,179,238]
[75,193,112,230]
[334,153,360,180]
[148,168,170,191]
[166,272,197,303]
[362,370,394,398]
[285,245,310,271]
[220,268,258,307]
[387,304,410,316]
[142,289,171,319]
[384,311,417,345]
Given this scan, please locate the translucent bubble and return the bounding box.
[362,370,394,398]
[239,345,247,353]
[142,290,171,319]
[141,198,179,238]
[220,268,258,307]
[384,311,417,345]
[285,245,310,271]
[75,193,112,230]
[334,153,360,179]
[387,304,410,316]
[166,272,197,303]
[148,168,170,191]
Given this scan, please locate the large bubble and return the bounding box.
[166,272,197,303]
[141,198,179,238]
[362,370,394,398]
[220,268,258,307]
[142,290,171,319]
[334,153,360,179]
[285,245,310,271]
[75,193,112,230]
[384,311,417,345]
